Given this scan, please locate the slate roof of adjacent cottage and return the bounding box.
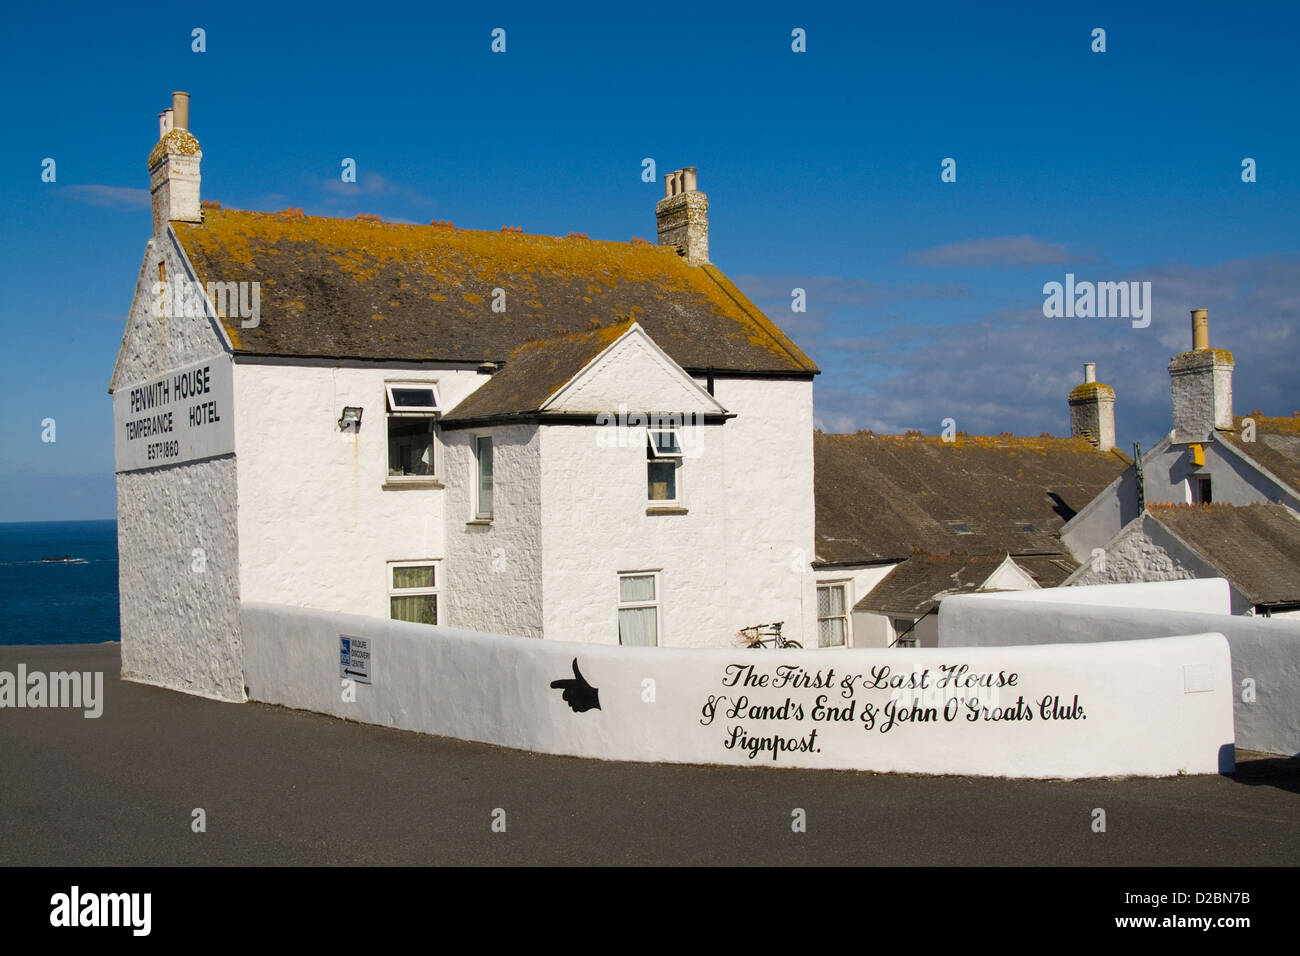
[1147,502,1300,607]
[813,432,1131,570]
[853,551,1017,616]
[172,208,817,375]
[1218,414,1300,495]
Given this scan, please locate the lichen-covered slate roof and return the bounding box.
[854,551,1016,616]
[1148,502,1300,606]
[814,432,1131,565]
[442,321,635,421]
[1219,414,1300,495]
[172,208,817,374]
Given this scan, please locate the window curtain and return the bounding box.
[619,607,657,646]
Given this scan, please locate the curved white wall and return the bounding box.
[242,601,1234,778]
[939,584,1300,756]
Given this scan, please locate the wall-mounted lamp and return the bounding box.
[338,406,363,432]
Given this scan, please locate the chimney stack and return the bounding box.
[148,91,202,235]
[1069,362,1116,451]
[655,166,709,266]
[1169,308,1234,441]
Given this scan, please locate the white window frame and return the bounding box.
[385,382,441,412]
[387,560,440,625]
[385,380,440,482]
[474,433,494,520]
[646,427,682,504]
[646,426,684,458]
[617,570,661,646]
[817,581,851,648]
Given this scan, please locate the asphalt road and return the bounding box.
[2,643,1297,866]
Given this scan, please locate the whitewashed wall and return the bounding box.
[442,424,544,638]
[241,601,1235,778]
[1067,515,1255,614]
[535,377,816,647]
[1142,439,1297,507]
[938,583,1300,755]
[231,361,484,617]
[117,457,243,701]
[112,230,244,702]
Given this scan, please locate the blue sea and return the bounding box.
[0,521,119,645]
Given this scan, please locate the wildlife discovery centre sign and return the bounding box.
[113,357,234,472]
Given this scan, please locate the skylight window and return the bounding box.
[1016,522,1038,533]
[385,383,440,413]
[946,521,973,535]
[647,427,684,458]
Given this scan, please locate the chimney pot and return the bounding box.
[1084,362,1096,383]
[172,91,190,131]
[1191,308,1209,349]
[682,166,698,191]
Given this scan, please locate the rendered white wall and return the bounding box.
[938,588,1300,755]
[1067,516,1254,614]
[117,456,243,702]
[112,232,244,702]
[1143,440,1293,506]
[231,362,484,618]
[535,376,815,647]
[442,424,544,638]
[241,601,1236,778]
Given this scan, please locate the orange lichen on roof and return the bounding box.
[170,207,819,372]
[201,199,222,209]
[1236,413,1300,434]
[827,431,1129,458]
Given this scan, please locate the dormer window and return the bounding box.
[647,426,682,502]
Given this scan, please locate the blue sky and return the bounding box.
[1,1,1297,520]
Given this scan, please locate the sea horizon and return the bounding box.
[0,519,120,645]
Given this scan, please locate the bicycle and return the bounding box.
[737,621,802,649]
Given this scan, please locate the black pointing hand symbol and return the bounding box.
[551,658,601,713]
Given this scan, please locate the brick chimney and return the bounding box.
[1169,308,1234,442]
[1069,362,1116,451]
[149,91,202,236]
[655,167,709,266]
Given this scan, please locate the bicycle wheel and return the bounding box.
[781,640,802,648]
[747,641,764,649]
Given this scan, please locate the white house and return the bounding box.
[110,93,820,702]
[1060,310,1300,612]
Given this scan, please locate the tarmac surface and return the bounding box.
[2,642,1297,866]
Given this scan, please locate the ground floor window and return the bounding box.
[618,571,659,646]
[389,562,438,624]
[817,583,848,647]
[892,617,919,648]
